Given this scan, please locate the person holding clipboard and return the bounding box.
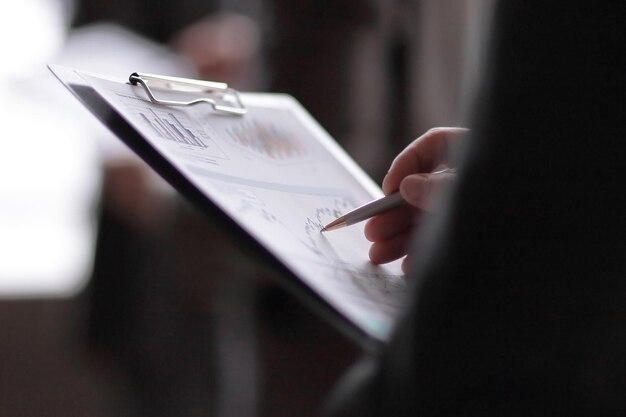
[326,2,626,416]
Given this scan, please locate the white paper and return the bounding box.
[78,70,408,341]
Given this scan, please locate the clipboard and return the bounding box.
[48,65,408,351]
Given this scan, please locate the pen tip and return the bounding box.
[320,227,327,233]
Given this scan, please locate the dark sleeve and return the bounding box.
[328,2,626,416]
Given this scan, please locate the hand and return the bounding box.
[364,127,467,273]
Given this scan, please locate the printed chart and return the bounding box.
[116,92,227,158]
[225,119,307,160]
[218,183,406,306]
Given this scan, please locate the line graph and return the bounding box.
[302,198,354,258]
[232,188,405,298]
[300,197,406,302]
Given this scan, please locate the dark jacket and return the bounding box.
[328,2,626,416]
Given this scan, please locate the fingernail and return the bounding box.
[433,167,456,175]
[400,174,427,206]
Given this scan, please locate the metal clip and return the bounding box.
[129,72,247,116]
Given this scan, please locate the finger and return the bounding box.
[364,204,419,242]
[382,127,467,195]
[368,228,414,265]
[399,169,457,210]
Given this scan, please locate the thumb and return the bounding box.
[399,168,456,210]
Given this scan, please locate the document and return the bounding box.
[50,66,407,346]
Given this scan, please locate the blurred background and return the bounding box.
[0,0,484,416]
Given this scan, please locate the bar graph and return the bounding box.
[139,108,207,148]
[116,92,228,160]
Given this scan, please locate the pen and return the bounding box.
[321,192,406,232]
[321,167,456,232]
